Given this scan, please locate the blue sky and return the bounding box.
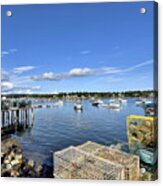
[1,2,155,94]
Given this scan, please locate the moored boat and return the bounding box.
[92,99,103,107]
[109,102,121,109]
[74,100,83,111]
[57,100,64,106]
[118,98,127,103]
[54,100,64,107]
[135,98,146,105]
[100,103,110,108]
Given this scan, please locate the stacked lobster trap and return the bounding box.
[53,141,140,180]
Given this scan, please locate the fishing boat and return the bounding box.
[92,99,103,107]
[144,102,156,116]
[74,100,83,111]
[89,97,95,103]
[136,98,155,107]
[109,102,121,109]
[100,103,110,108]
[57,100,64,106]
[118,98,127,103]
[54,100,64,107]
[135,98,145,105]
[109,99,117,103]
[145,107,155,116]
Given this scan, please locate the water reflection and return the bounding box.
[14,98,144,166]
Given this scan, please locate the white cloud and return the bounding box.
[1,81,41,93]
[7,86,41,94]
[124,60,153,72]
[1,48,17,57]
[1,69,10,81]
[42,72,57,80]
[69,68,92,76]
[9,48,17,53]
[30,59,153,82]
[30,67,121,81]
[13,66,35,74]
[1,59,153,94]
[1,68,41,93]
[80,50,91,55]
[1,81,15,91]
[2,51,9,55]
[1,67,41,93]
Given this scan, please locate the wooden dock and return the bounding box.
[1,107,35,136]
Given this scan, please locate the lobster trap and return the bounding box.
[53,141,140,180]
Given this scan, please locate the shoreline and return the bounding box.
[1,135,155,180]
[1,135,53,178]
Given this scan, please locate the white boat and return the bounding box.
[144,100,153,105]
[92,99,103,106]
[135,98,145,105]
[135,98,151,106]
[110,108,120,112]
[74,100,83,111]
[118,98,127,103]
[54,100,64,106]
[109,99,117,103]
[100,103,110,108]
[135,100,143,105]
[57,100,64,106]
[74,103,83,111]
[109,102,121,109]
[90,97,95,103]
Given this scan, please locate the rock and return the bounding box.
[9,150,16,157]
[12,144,18,149]
[140,167,146,174]
[140,172,154,181]
[35,164,43,173]
[28,170,36,177]
[14,148,22,154]
[15,154,23,161]
[1,137,46,178]
[6,154,12,162]
[11,159,20,166]
[1,152,5,158]
[23,165,30,174]
[10,170,20,177]
[6,163,12,170]
[4,159,10,164]
[28,160,34,167]
[1,163,6,169]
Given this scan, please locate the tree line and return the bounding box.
[2,90,157,99]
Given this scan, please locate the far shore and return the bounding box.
[1,90,157,100]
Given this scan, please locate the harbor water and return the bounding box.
[12,98,144,167]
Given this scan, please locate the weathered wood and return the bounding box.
[2,111,5,127]
[24,109,28,129]
[27,109,30,125]
[15,110,19,131]
[1,107,34,135]
[11,110,14,126]
[7,111,10,126]
[31,108,34,126]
